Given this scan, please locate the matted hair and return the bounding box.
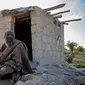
[4,31,15,38]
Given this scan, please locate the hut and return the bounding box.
[0,4,81,66]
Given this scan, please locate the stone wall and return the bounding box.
[31,7,65,66]
[0,13,12,47]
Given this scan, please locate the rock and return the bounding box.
[41,73,53,83]
[40,72,79,85]
[29,61,39,69]
[35,66,48,74]
[25,80,35,85]
[49,82,57,85]
[32,77,42,85]
[0,65,85,85]
[22,74,42,85]
[15,81,26,85]
[22,74,35,81]
[0,79,13,85]
[75,76,85,85]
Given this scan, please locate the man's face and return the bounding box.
[5,33,14,46]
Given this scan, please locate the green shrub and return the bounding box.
[71,63,85,68]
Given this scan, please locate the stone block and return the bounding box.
[52,38,56,45]
[44,43,51,51]
[53,51,57,57]
[42,34,48,44]
[39,56,55,65]
[50,44,56,51]
[55,45,59,51]
[33,51,39,61]
[31,25,37,34]
[43,50,53,58]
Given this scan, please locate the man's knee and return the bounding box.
[0,66,14,76]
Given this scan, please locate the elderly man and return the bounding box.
[0,31,33,82]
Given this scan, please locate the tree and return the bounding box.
[66,41,78,63]
[66,41,78,51]
[76,46,84,52]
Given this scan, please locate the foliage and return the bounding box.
[65,41,77,63]
[70,63,85,68]
[65,40,85,65]
[66,41,78,51]
[75,46,84,52]
[74,51,85,57]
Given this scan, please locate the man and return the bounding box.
[0,43,7,53]
[0,31,33,82]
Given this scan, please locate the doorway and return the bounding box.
[14,13,33,61]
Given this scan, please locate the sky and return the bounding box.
[0,0,85,47]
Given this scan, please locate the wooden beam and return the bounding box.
[43,3,66,12]
[61,18,82,23]
[53,15,62,19]
[51,10,70,16]
[15,13,30,19]
[62,22,69,25]
[16,17,30,22]
[46,12,51,15]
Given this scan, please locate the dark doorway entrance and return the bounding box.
[14,13,33,61]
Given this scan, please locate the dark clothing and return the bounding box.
[0,39,33,77]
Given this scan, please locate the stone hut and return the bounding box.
[0,4,81,66]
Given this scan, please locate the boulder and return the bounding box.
[25,80,35,85]
[15,81,26,85]
[75,76,85,85]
